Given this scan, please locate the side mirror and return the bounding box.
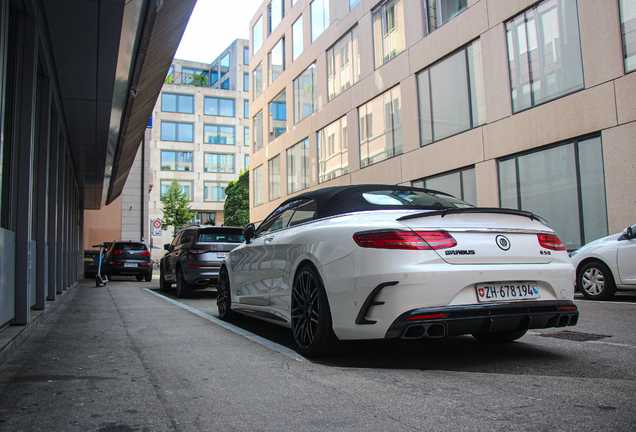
[163,244,170,251]
[623,226,634,240]
[243,223,256,244]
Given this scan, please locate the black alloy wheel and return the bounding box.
[159,263,172,292]
[176,268,191,298]
[291,265,338,358]
[216,267,236,321]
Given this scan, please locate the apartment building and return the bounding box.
[247,0,636,251]
[148,39,251,251]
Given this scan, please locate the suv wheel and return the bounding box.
[176,268,191,298]
[159,263,172,292]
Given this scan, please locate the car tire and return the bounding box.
[578,261,616,300]
[472,329,528,343]
[291,264,339,358]
[136,275,143,282]
[217,266,237,321]
[159,263,172,292]
[145,272,152,282]
[176,267,191,298]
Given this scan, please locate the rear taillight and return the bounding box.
[141,251,150,256]
[187,248,208,255]
[406,313,447,321]
[110,250,122,255]
[537,234,566,251]
[353,230,457,250]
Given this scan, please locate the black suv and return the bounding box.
[160,225,243,297]
[101,241,152,281]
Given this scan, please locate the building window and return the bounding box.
[269,38,286,84]
[327,26,359,101]
[417,40,486,146]
[269,89,287,142]
[268,155,281,201]
[210,66,219,86]
[254,165,264,206]
[181,67,209,85]
[204,125,235,144]
[499,136,607,250]
[620,0,636,73]
[190,212,216,225]
[293,63,317,124]
[292,16,304,61]
[161,121,194,142]
[412,166,477,205]
[244,99,249,119]
[373,0,405,69]
[423,0,467,34]
[220,79,230,90]
[311,0,330,42]
[253,62,263,100]
[254,110,264,151]
[161,150,193,171]
[204,153,235,173]
[245,154,250,168]
[506,0,584,113]
[244,126,250,146]
[287,139,310,194]
[204,97,235,117]
[269,0,284,34]
[318,116,348,183]
[253,16,263,54]
[220,53,230,77]
[244,46,250,65]
[244,72,249,92]
[161,180,193,201]
[204,182,228,201]
[359,85,402,168]
[350,0,362,10]
[161,92,194,113]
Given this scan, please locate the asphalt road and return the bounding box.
[0,277,634,431]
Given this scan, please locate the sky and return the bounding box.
[175,0,265,64]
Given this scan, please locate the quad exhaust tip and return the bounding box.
[402,323,446,339]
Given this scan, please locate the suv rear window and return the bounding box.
[198,230,243,243]
[113,242,147,251]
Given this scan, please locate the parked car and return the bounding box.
[83,250,99,278]
[101,241,152,281]
[160,225,244,298]
[217,184,579,358]
[569,224,636,300]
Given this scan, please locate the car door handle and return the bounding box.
[264,237,273,244]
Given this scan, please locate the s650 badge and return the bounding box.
[445,250,476,255]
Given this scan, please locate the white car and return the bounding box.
[569,225,636,300]
[217,185,579,357]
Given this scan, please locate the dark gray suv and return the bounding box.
[159,225,244,297]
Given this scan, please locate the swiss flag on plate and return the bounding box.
[478,288,485,297]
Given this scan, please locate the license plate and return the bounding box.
[84,258,94,262]
[217,252,228,259]
[476,282,540,302]
[124,263,138,268]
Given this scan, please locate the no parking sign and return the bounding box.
[151,219,162,236]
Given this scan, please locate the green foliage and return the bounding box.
[160,180,196,236]
[223,169,250,227]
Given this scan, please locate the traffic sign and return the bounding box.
[152,219,162,236]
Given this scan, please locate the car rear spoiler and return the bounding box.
[397,207,548,225]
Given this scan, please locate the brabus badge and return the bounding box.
[496,235,511,251]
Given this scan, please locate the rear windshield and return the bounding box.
[361,190,473,209]
[198,230,244,243]
[113,243,147,251]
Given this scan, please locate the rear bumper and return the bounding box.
[106,263,151,276]
[183,265,220,287]
[385,300,579,339]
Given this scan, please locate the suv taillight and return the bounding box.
[537,234,566,251]
[110,250,122,255]
[141,251,150,256]
[353,230,457,250]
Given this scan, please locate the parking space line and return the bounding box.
[144,289,307,363]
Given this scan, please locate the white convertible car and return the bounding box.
[569,224,636,300]
[217,185,579,357]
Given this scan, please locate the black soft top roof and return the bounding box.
[278,184,458,219]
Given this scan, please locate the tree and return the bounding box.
[223,169,249,227]
[160,180,196,236]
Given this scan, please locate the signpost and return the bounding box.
[152,219,162,236]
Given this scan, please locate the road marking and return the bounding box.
[144,289,307,363]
